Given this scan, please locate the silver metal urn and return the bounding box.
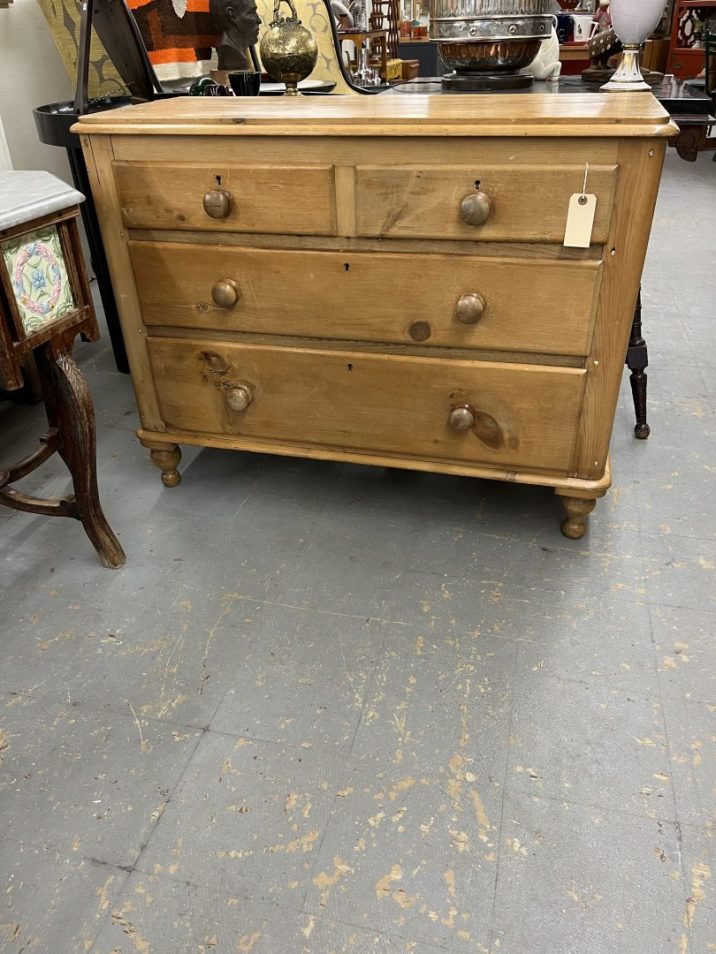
[429,0,554,90]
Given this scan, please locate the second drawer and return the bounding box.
[131,242,602,357]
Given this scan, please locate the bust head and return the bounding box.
[210,0,262,69]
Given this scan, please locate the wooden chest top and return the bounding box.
[74,92,675,139]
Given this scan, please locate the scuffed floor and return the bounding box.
[0,148,714,954]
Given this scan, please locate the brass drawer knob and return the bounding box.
[455,292,486,325]
[211,279,240,309]
[203,188,233,219]
[448,404,475,432]
[460,190,492,227]
[224,384,253,411]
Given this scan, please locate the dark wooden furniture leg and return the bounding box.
[0,342,126,568]
[626,287,650,440]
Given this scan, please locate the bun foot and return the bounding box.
[634,423,650,440]
[159,467,181,488]
[560,497,597,540]
[148,444,182,487]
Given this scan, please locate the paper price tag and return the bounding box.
[564,193,597,249]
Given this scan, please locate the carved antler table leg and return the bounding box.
[37,344,126,568]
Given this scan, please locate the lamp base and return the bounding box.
[602,45,650,92]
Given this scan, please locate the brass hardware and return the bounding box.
[455,292,486,325]
[409,320,432,342]
[259,0,318,96]
[211,279,240,309]
[224,384,253,411]
[448,404,475,432]
[460,189,492,227]
[203,188,233,219]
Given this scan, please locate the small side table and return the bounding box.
[0,171,125,568]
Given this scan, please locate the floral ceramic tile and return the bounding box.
[2,226,75,337]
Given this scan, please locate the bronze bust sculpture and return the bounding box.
[209,0,262,70]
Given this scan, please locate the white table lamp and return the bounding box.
[602,0,666,91]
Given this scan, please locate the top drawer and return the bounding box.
[112,162,337,235]
[356,164,618,244]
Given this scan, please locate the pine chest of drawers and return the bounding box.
[77,94,674,538]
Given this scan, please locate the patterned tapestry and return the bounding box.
[35,0,218,90]
[128,0,218,78]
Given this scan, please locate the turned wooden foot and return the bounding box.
[630,368,651,440]
[626,288,650,440]
[560,497,597,540]
[149,445,182,487]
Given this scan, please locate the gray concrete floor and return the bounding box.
[0,148,714,954]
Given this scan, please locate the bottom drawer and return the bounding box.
[147,338,586,474]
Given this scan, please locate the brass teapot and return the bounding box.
[259,0,318,95]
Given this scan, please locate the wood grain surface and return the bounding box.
[114,162,337,236]
[74,93,676,140]
[130,241,602,356]
[147,337,586,474]
[355,163,617,243]
[78,93,670,531]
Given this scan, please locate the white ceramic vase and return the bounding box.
[602,0,666,91]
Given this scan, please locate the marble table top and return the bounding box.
[0,170,84,232]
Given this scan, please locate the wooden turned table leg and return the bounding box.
[560,497,597,540]
[142,441,182,487]
[625,287,650,440]
[36,346,126,568]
